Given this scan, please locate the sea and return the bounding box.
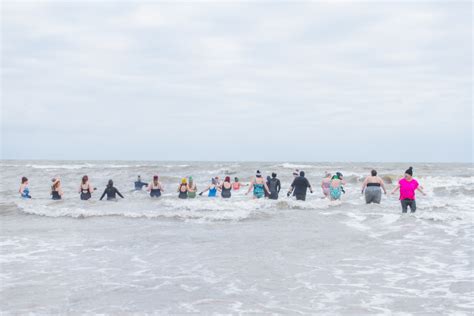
[0,160,472,314]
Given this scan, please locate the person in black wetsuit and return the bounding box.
[134,175,148,190]
[100,180,124,200]
[287,171,313,201]
[268,173,281,200]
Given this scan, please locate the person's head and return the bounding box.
[21,176,28,184]
[153,175,159,183]
[181,178,187,184]
[404,166,413,179]
[336,172,343,179]
[137,175,141,181]
[272,172,277,178]
[82,175,88,184]
[52,178,60,189]
[211,177,217,185]
[234,177,239,182]
[256,170,262,178]
[225,176,231,183]
[107,179,113,187]
[324,171,331,178]
[293,169,299,177]
[299,171,305,177]
[188,176,193,185]
[266,176,271,181]
[371,170,377,177]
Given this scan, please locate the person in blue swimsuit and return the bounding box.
[19,177,32,199]
[199,178,218,197]
[246,170,271,199]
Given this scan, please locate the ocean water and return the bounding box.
[0,160,472,314]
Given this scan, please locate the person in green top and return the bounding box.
[187,176,197,198]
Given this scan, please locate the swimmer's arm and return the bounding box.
[380,180,387,194]
[246,182,254,195]
[100,189,106,200]
[147,184,152,192]
[116,189,124,198]
[200,185,210,195]
[390,184,400,194]
[361,178,368,193]
[264,183,271,194]
[416,186,426,195]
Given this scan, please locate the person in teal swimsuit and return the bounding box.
[246,170,271,199]
[329,173,346,201]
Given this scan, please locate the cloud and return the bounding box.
[1,1,472,162]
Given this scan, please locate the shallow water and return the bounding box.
[1,160,473,314]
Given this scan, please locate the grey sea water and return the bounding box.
[0,160,473,314]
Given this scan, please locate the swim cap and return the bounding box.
[405,167,413,176]
[300,171,305,177]
[181,178,187,184]
[188,176,193,181]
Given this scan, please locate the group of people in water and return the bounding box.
[18,166,425,213]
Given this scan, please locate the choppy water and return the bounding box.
[1,160,473,314]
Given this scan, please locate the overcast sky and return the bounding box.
[1,1,472,162]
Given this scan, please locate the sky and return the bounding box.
[1,1,472,162]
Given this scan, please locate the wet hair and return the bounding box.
[405,166,413,176]
[225,176,231,182]
[21,177,28,184]
[52,180,60,190]
[272,173,277,178]
[234,177,239,182]
[107,179,113,187]
[371,170,377,176]
[211,178,217,185]
[82,175,88,185]
[299,171,305,177]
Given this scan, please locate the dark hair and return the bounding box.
[21,177,28,184]
[82,175,88,185]
[272,172,277,178]
[107,179,113,187]
[299,171,305,177]
[225,176,231,182]
[371,170,377,176]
